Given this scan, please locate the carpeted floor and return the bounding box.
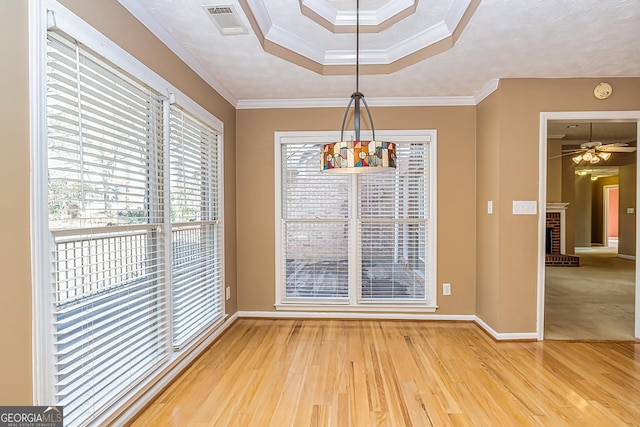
[544,246,637,341]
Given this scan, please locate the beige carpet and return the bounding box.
[544,246,637,341]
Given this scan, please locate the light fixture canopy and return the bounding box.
[321,0,396,173]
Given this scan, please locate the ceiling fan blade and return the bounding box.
[605,142,631,147]
[597,146,636,153]
[550,151,583,159]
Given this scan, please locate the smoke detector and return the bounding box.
[203,4,248,36]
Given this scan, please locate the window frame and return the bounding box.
[30,0,225,423]
[274,130,437,313]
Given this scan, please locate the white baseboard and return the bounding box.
[473,316,538,341]
[618,253,636,261]
[238,311,538,340]
[237,310,475,321]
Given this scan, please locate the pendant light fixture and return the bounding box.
[321,0,396,173]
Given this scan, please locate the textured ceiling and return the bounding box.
[548,121,638,144]
[119,0,640,106]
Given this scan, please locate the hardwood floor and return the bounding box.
[129,319,640,426]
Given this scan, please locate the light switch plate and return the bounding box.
[443,283,451,295]
[513,201,537,215]
[487,200,493,214]
[628,208,635,214]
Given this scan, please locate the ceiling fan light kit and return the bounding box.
[563,122,635,166]
[572,150,610,165]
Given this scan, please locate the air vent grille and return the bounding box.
[208,6,233,15]
[203,4,248,36]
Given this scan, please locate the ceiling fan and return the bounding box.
[561,123,636,165]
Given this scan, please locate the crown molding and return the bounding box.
[473,79,500,104]
[237,95,477,109]
[117,0,238,107]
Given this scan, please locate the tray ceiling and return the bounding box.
[118,0,640,106]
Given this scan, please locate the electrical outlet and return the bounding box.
[443,283,451,296]
[226,286,231,300]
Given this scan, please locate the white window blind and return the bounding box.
[169,106,224,348]
[278,136,433,307]
[281,143,350,300]
[359,143,428,300]
[46,31,168,426]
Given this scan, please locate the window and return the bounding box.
[169,106,224,349]
[46,30,168,426]
[34,6,224,425]
[275,131,436,310]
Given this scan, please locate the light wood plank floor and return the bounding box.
[129,319,640,426]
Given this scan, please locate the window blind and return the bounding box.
[281,143,350,300]
[359,143,428,300]
[169,107,224,348]
[46,31,168,426]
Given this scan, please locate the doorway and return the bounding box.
[537,112,640,340]
[604,185,619,248]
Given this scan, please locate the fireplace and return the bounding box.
[545,203,579,267]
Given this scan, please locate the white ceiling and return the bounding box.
[119,0,640,108]
[548,121,638,143]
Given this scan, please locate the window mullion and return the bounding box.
[31,2,55,404]
[350,174,360,305]
[73,41,86,213]
[162,96,173,355]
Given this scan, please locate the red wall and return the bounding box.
[608,187,619,238]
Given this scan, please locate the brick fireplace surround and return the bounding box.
[546,204,579,267]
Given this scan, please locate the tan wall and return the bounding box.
[619,163,637,256]
[1,0,237,404]
[561,156,577,254]
[574,174,593,247]
[0,0,32,405]
[236,106,477,314]
[547,140,563,202]
[475,91,501,326]
[477,77,640,333]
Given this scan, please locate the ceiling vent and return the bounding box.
[203,4,248,36]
